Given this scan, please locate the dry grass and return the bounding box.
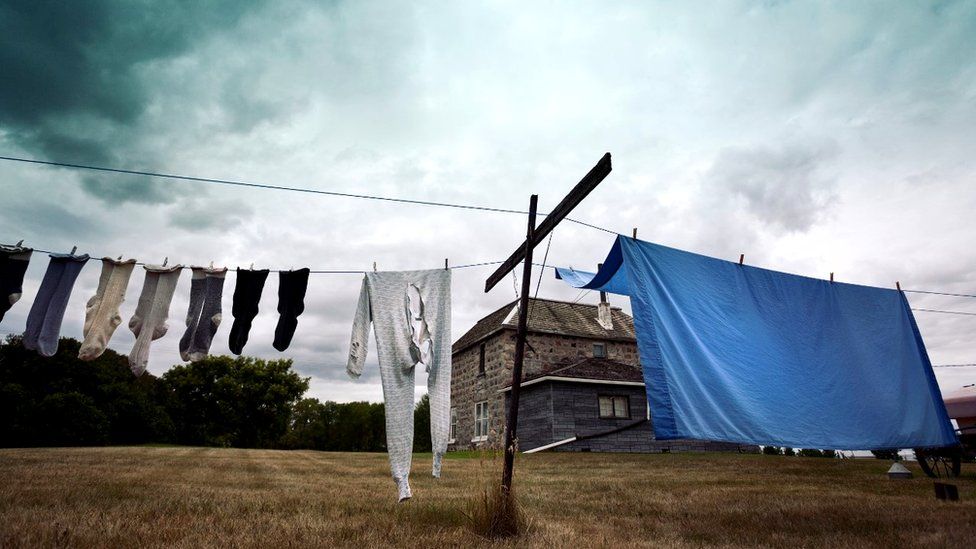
[0,447,974,547]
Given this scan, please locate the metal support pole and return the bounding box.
[501,194,538,494]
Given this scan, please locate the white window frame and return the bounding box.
[449,407,457,444]
[473,401,489,442]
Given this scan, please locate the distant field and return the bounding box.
[0,447,973,547]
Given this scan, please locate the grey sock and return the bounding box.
[179,268,207,362]
[187,268,225,361]
[24,253,89,357]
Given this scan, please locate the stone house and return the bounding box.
[449,297,755,453]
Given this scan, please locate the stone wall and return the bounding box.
[449,329,640,450]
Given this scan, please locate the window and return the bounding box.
[449,407,457,443]
[478,343,486,375]
[593,342,606,358]
[598,395,630,419]
[474,401,489,441]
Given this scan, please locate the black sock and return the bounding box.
[228,269,269,355]
[273,268,309,352]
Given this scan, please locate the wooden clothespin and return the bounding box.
[896,281,902,291]
[70,246,77,255]
[373,261,377,272]
[738,254,744,265]
[830,272,834,283]
[632,228,637,240]
[445,258,449,270]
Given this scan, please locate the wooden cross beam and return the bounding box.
[485,153,612,496]
[483,153,613,293]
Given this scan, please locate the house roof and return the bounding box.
[452,297,637,354]
[501,357,644,389]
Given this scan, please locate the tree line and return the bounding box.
[0,336,432,451]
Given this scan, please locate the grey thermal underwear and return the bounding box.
[273,268,309,352]
[347,269,451,502]
[79,258,137,361]
[179,266,227,362]
[128,264,183,375]
[23,253,90,357]
[228,268,269,355]
[0,244,33,323]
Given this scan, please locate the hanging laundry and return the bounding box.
[0,243,32,322]
[128,263,183,375]
[23,252,90,357]
[347,269,451,502]
[228,268,270,355]
[78,257,137,361]
[179,266,227,362]
[555,236,958,450]
[273,268,310,352]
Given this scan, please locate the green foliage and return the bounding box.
[0,336,170,447]
[0,336,403,452]
[413,393,432,453]
[279,398,386,451]
[870,449,901,461]
[158,355,309,448]
[762,445,781,455]
[783,447,796,456]
[797,448,824,457]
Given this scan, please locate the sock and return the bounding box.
[79,258,136,361]
[187,267,226,361]
[179,268,207,361]
[0,245,32,323]
[128,264,182,375]
[229,269,269,355]
[24,253,89,357]
[273,268,309,352]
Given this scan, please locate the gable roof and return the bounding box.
[452,298,637,354]
[501,357,644,389]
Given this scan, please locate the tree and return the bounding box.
[0,336,169,447]
[413,394,432,452]
[159,355,309,448]
[783,447,796,456]
[762,445,782,455]
[871,449,901,460]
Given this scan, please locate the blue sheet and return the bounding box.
[556,236,957,450]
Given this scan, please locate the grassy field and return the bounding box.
[0,447,974,547]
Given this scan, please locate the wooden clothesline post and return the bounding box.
[484,153,613,496]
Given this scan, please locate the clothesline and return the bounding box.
[4,245,561,274]
[0,154,618,235]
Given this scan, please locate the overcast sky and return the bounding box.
[1,0,974,402]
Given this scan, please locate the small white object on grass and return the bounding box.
[887,462,913,479]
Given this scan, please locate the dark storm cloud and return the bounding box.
[0,0,268,201]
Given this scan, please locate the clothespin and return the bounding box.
[70,246,77,255]
[16,240,24,247]
[250,263,254,270]
[632,228,637,240]
[445,258,449,270]
[117,255,123,261]
[209,261,214,270]
[738,254,744,266]
[373,262,377,272]
[896,281,902,291]
[830,272,834,283]
[163,257,168,267]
